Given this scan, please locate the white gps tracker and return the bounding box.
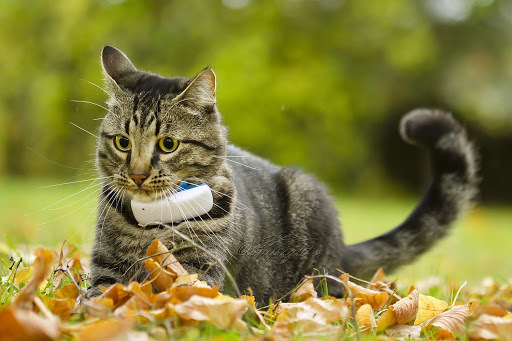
[131,183,214,225]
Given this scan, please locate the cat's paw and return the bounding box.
[85,286,103,298]
[399,109,463,148]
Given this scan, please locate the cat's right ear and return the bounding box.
[101,46,137,90]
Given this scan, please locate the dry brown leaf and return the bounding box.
[471,302,509,318]
[99,283,134,309]
[356,304,376,329]
[376,309,397,331]
[413,294,449,325]
[290,277,317,302]
[368,268,386,289]
[144,258,175,292]
[346,280,390,310]
[271,319,343,340]
[276,297,347,325]
[384,324,421,338]
[55,283,80,300]
[389,286,419,324]
[0,305,60,341]
[171,273,210,288]
[169,284,219,303]
[468,313,512,341]
[15,247,57,307]
[146,240,188,277]
[174,294,247,329]
[424,304,469,337]
[41,296,76,321]
[83,297,115,317]
[75,317,140,341]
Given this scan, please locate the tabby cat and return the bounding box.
[88,46,477,304]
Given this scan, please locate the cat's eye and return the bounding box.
[158,137,179,153]
[114,135,131,152]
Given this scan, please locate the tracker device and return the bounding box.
[131,182,214,225]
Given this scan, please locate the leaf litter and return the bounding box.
[0,241,511,340]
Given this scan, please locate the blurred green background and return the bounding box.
[0,0,511,283]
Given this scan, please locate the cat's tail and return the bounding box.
[343,109,478,280]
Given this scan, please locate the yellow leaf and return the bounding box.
[13,267,33,287]
[171,273,209,288]
[390,286,419,324]
[376,309,397,331]
[413,294,449,325]
[356,304,376,329]
[15,247,57,307]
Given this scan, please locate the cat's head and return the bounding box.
[96,46,229,202]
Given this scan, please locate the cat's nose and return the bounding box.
[129,174,148,186]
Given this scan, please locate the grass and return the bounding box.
[1,176,511,339]
[1,175,511,285]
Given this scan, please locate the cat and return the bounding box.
[88,46,478,304]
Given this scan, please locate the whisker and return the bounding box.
[27,180,100,215]
[39,176,113,188]
[212,156,261,171]
[70,122,99,138]
[27,147,95,171]
[70,100,109,112]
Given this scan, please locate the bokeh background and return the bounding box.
[1,0,511,284]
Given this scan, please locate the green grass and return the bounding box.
[1,176,511,288]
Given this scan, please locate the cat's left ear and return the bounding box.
[176,68,216,108]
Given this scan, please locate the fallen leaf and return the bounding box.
[144,258,175,292]
[413,294,449,325]
[0,305,60,341]
[468,313,512,341]
[169,284,219,303]
[271,319,342,340]
[13,267,33,287]
[385,324,421,338]
[368,268,386,289]
[390,286,418,324]
[41,296,76,320]
[345,280,390,310]
[100,283,134,309]
[376,309,397,331]
[174,295,247,329]
[15,248,57,307]
[423,305,469,337]
[75,317,139,341]
[276,297,347,325]
[356,304,376,329]
[171,273,209,288]
[146,240,187,277]
[290,277,317,302]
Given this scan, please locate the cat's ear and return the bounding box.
[176,68,216,108]
[101,46,138,90]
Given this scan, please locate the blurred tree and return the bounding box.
[0,0,510,201]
